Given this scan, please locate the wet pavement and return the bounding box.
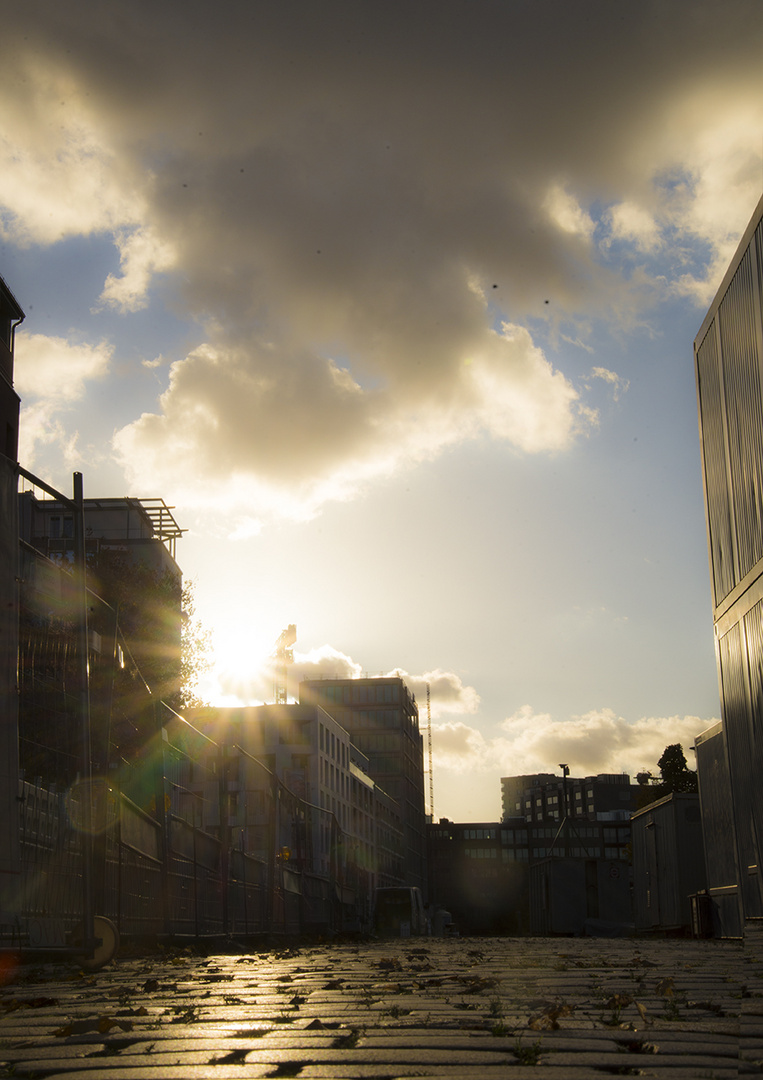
[0,933,761,1077]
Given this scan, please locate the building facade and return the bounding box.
[428,811,632,934]
[631,793,706,934]
[186,704,405,898]
[427,820,529,933]
[501,771,639,826]
[694,191,763,932]
[300,676,427,892]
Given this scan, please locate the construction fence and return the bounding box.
[9,707,361,955]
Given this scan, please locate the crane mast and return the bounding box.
[426,683,434,821]
[273,624,296,704]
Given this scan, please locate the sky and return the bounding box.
[2,0,762,822]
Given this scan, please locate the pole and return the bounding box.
[73,472,95,957]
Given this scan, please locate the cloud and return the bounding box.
[604,201,661,254]
[99,227,176,313]
[392,669,481,719]
[1,1,761,511]
[113,322,590,518]
[14,332,113,465]
[292,646,364,686]
[200,643,478,721]
[431,704,713,781]
[585,367,630,403]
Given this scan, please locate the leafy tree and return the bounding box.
[635,742,698,807]
[177,579,213,711]
[657,743,699,794]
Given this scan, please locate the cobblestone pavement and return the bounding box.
[0,934,761,1078]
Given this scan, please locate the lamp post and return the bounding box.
[558,764,570,857]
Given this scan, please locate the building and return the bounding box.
[0,275,24,905]
[502,771,640,825]
[427,819,529,933]
[631,793,706,935]
[528,855,632,936]
[18,493,184,576]
[185,704,405,908]
[18,492,185,706]
[428,811,633,934]
[15,492,187,784]
[300,676,427,893]
[694,722,739,936]
[694,191,763,934]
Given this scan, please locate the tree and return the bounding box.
[635,742,698,808]
[657,743,699,794]
[177,579,213,711]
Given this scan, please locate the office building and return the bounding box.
[300,676,427,892]
[185,704,405,894]
[501,771,639,825]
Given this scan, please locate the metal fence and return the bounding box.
[10,469,370,957]
[8,705,359,954]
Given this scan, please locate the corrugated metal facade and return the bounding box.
[695,193,763,932]
[630,794,706,933]
[695,722,742,936]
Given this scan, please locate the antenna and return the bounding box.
[273,624,296,704]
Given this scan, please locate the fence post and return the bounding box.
[217,745,229,935]
[153,703,171,937]
[72,472,95,956]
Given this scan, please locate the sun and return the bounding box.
[192,602,284,707]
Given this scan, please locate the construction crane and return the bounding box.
[273,624,296,704]
[426,683,435,821]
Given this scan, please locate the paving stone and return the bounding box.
[0,936,760,1076]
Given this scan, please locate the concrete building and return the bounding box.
[186,704,405,897]
[300,676,427,893]
[427,819,529,933]
[18,494,184,577]
[18,492,185,717]
[502,771,640,826]
[694,191,763,934]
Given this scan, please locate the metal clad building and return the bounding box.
[630,794,706,934]
[694,192,763,930]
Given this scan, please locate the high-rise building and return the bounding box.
[694,191,763,935]
[299,676,427,893]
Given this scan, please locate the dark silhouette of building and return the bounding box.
[16,492,186,783]
[631,793,706,934]
[300,676,427,893]
[427,819,529,933]
[502,771,640,825]
[694,191,763,935]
